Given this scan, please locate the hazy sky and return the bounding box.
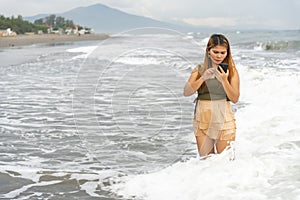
[0,0,299,29]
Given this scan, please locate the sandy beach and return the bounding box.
[0,33,109,48]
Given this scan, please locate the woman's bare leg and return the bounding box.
[195,134,214,157]
[215,140,230,153]
[216,139,236,160]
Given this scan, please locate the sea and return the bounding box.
[0,28,299,200]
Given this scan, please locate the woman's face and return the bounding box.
[208,45,227,65]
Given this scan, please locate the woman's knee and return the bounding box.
[216,140,232,153]
[196,136,214,156]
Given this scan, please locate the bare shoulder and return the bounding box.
[192,64,203,73]
[192,66,198,73]
[188,65,201,81]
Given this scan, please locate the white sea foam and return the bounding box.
[103,63,300,200]
[115,56,161,65]
[2,180,62,199]
[66,46,98,59]
[0,163,45,183]
[106,154,280,200]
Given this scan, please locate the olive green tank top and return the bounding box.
[197,78,227,100]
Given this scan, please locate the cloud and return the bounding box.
[182,17,237,27]
[0,0,299,29]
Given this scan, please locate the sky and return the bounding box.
[0,0,299,30]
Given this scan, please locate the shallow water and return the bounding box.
[0,29,299,200]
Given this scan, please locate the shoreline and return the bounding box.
[0,34,109,48]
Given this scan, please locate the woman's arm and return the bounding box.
[183,67,204,97]
[218,67,240,103]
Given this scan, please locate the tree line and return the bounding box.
[34,14,88,31]
[0,15,46,34]
[0,14,88,34]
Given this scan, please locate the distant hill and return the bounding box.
[25,3,187,33]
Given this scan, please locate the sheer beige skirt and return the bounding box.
[193,99,236,141]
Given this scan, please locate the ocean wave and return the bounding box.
[254,40,300,51]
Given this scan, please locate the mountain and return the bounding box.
[25,3,187,33]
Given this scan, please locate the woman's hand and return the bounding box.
[216,65,240,103]
[202,68,216,81]
[215,65,229,83]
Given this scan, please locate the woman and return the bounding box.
[183,34,240,157]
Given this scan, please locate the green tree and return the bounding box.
[0,14,91,35]
[34,18,44,25]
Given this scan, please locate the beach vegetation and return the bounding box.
[0,15,36,34]
[0,14,90,35]
[34,14,91,34]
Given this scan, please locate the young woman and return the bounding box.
[183,34,240,157]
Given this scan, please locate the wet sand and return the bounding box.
[0,34,109,48]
